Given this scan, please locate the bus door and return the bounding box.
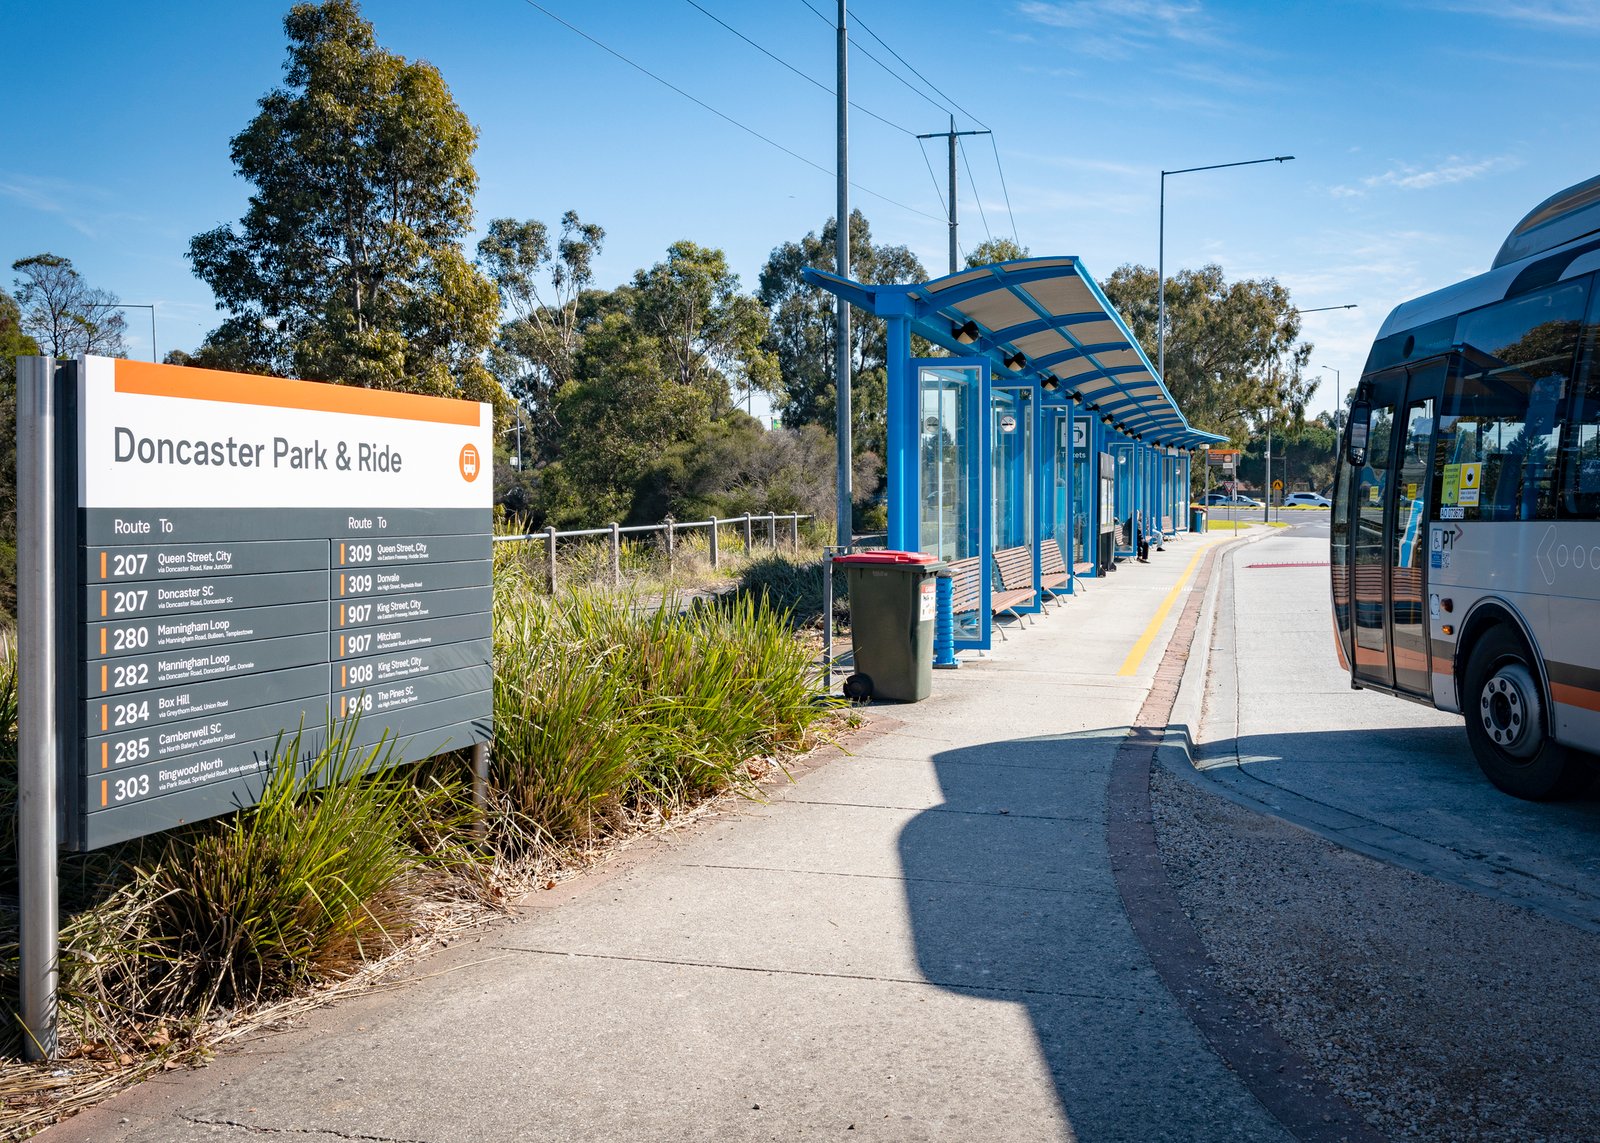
[1340,363,1443,695]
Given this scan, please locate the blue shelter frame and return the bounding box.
[806,257,1224,650]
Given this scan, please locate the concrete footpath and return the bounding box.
[48,527,1293,1143]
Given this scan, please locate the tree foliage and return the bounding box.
[187,0,499,409]
[758,210,927,462]
[0,287,41,621]
[1103,263,1316,443]
[11,254,128,359]
[965,237,1029,268]
[477,211,604,460]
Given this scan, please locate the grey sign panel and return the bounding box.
[336,586,492,631]
[91,695,338,771]
[332,559,490,599]
[84,600,329,660]
[83,663,330,735]
[335,532,492,568]
[343,692,492,753]
[85,570,326,621]
[334,663,493,719]
[332,612,491,661]
[84,539,329,583]
[335,637,492,690]
[87,631,330,696]
[85,508,491,545]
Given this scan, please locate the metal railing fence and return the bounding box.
[494,512,813,592]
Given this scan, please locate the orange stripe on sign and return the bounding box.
[1552,681,1600,713]
[114,359,482,426]
[100,590,108,618]
[340,543,346,566]
[100,704,108,732]
[340,695,347,719]
[340,635,345,658]
[101,665,108,693]
[99,628,107,655]
[101,780,108,807]
[340,573,346,596]
[341,665,347,688]
[100,551,107,579]
[101,742,108,770]
[340,604,345,627]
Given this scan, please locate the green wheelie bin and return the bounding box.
[835,551,944,702]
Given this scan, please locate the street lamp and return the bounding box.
[1158,155,1294,381]
[82,302,158,362]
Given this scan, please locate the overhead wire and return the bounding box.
[850,10,989,130]
[681,0,916,138]
[795,0,960,120]
[957,137,993,245]
[986,132,1022,247]
[517,0,944,224]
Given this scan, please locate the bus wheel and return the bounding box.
[1463,627,1588,800]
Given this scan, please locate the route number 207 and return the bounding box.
[110,553,148,577]
[112,589,148,614]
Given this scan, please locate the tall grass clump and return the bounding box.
[130,723,474,1013]
[728,553,842,631]
[491,563,837,849]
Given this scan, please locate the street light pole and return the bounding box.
[1158,155,1294,382]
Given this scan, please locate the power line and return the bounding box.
[796,0,960,121]
[957,137,993,244]
[851,10,989,131]
[682,0,915,138]
[517,0,944,224]
[987,133,1021,247]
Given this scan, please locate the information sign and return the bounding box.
[61,357,494,850]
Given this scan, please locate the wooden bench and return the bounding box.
[946,551,1035,640]
[992,546,1038,635]
[1038,541,1071,606]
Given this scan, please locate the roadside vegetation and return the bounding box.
[0,547,839,1136]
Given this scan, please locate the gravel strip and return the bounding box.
[1151,761,1600,1142]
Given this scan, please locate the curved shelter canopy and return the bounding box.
[804,256,1224,450]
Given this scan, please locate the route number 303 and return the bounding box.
[111,773,150,802]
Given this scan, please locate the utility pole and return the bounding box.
[917,118,992,274]
[834,0,853,548]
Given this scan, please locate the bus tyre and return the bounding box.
[1463,627,1588,800]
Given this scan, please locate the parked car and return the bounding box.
[1205,493,1261,507]
[1283,491,1332,507]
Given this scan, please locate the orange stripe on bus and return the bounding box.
[114,359,481,426]
[1551,682,1600,713]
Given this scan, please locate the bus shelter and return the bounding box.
[805,257,1223,651]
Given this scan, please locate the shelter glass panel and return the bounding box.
[1071,416,1092,565]
[991,388,1033,551]
[918,364,983,642]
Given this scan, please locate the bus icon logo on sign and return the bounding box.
[459,444,480,482]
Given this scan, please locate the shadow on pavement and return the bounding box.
[897,730,1261,1141]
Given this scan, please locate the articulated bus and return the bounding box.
[1332,174,1600,800]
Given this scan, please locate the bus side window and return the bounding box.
[1560,294,1600,519]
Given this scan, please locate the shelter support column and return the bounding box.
[1063,404,1075,592]
[1031,384,1043,598]
[884,314,914,552]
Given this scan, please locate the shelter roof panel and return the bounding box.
[958,289,1041,333]
[1019,275,1097,318]
[1013,330,1067,358]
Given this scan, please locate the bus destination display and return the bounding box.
[69,357,494,850]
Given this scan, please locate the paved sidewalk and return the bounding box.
[48,529,1284,1143]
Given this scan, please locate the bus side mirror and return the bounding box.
[1346,399,1372,467]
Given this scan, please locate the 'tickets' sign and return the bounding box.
[67,357,495,850]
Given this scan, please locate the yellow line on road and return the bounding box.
[1117,546,1207,677]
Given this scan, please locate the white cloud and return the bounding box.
[1015,0,1224,55]
[1430,0,1600,30]
[1328,155,1521,198]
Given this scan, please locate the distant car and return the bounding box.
[1283,491,1332,508]
[1205,493,1261,507]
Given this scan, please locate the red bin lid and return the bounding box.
[833,550,940,566]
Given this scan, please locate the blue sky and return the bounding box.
[3,0,1597,419]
